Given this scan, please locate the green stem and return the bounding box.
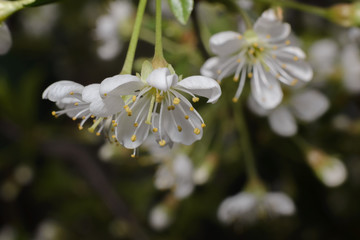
[253,0,327,17]
[152,0,167,68]
[120,0,147,75]
[233,99,259,181]
[237,6,253,29]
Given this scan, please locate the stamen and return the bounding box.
[266,34,271,39]
[194,128,201,135]
[293,56,299,61]
[146,94,156,124]
[167,105,175,111]
[177,125,182,132]
[82,116,86,120]
[185,115,189,120]
[201,123,206,128]
[91,115,95,118]
[159,140,166,146]
[232,98,238,103]
[253,42,258,47]
[134,123,138,127]
[189,107,194,111]
[156,93,164,103]
[291,79,298,86]
[112,135,116,139]
[131,135,137,142]
[72,117,77,121]
[285,40,291,45]
[281,64,286,69]
[69,91,74,95]
[88,117,104,133]
[78,126,83,130]
[192,97,199,103]
[132,95,137,102]
[237,59,241,63]
[173,97,180,105]
[238,35,243,40]
[247,72,253,78]
[74,102,79,106]
[104,93,107,97]
[51,111,57,116]
[96,132,101,136]
[153,128,158,132]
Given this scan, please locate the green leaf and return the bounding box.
[25,0,60,7]
[167,0,194,25]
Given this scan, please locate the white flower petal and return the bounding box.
[149,205,172,231]
[250,66,283,109]
[82,84,102,103]
[341,44,360,93]
[275,46,306,59]
[200,57,220,78]
[276,55,313,82]
[154,164,175,190]
[0,23,12,55]
[209,31,243,56]
[100,74,144,97]
[268,107,297,137]
[42,80,84,102]
[89,96,124,117]
[163,97,203,145]
[264,193,296,216]
[254,12,291,43]
[146,68,177,92]
[247,96,270,117]
[173,154,194,199]
[115,96,151,149]
[175,76,221,103]
[290,89,329,122]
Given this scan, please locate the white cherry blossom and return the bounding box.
[248,89,329,137]
[218,191,295,224]
[0,22,11,55]
[201,9,313,109]
[96,64,221,151]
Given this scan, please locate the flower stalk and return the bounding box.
[120,0,148,75]
[152,0,168,69]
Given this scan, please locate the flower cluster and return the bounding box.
[201,9,313,109]
[43,63,221,155]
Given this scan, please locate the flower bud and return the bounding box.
[193,153,218,185]
[327,3,360,27]
[307,149,347,187]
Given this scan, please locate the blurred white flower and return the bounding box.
[34,220,61,240]
[14,165,33,186]
[94,1,134,60]
[341,43,360,93]
[0,22,11,55]
[237,0,253,10]
[149,204,173,231]
[308,38,339,81]
[307,149,347,187]
[193,154,218,185]
[97,66,220,151]
[0,226,15,240]
[155,154,194,199]
[201,9,313,109]
[218,191,295,224]
[248,89,329,137]
[21,4,59,38]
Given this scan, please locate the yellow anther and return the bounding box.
[93,119,96,123]
[259,47,264,52]
[167,105,175,111]
[233,76,239,82]
[253,42,258,47]
[266,34,271,39]
[159,140,166,146]
[217,80,221,84]
[201,123,206,128]
[123,105,129,109]
[69,91,74,95]
[272,54,277,59]
[273,46,278,50]
[247,73,253,78]
[113,123,118,127]
[192,97,199,103]
[134,123,138,127]
[173,97,180,105]
[185,115,189,120]
[74,102,79,106]
[194,128,201,135]
[78,126,83,130]
[132,95,137,102]
[237,59,241,63]
[281,64,286,69]
[104,93,108,97]
[72,117,77,121]
[112,135,116,139]
[156,94,164,103]
[153,128,158,132]
[248,49,255,54]
[91,115,95,118]
[293,56,299,61]
[276,74,281,79]
[177,125,182,132]
[189,107,194,111]
[217,70,222,74]
[232,98,238,103]
[131,135,137,142]
[96,132,101,136]
[112,120,116,123]
[127,109,132,116]
[285,40,291,45]
[51,111,56,116]
[291,79,298,86]
[82,116,86,120]
[238,35,243,40]
[131,154,136,158]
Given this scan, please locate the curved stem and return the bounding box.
[233,99,259,181]
[152,0,167,68]
[120,0,148,75]
[253,0,327,17]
